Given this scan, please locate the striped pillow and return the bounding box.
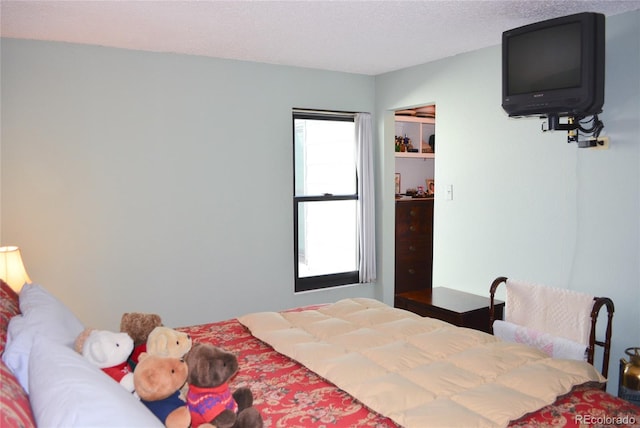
[0,280,36,428]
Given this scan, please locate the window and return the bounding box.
[293,110,359,292]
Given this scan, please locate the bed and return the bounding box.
[2,281,639,428]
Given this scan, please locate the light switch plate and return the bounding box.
[445,184,453,200]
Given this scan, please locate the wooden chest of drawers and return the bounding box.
[395,199,434,294]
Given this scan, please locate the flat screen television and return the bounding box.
[502,12,605,118]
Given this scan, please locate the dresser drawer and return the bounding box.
[395,216,432,236]
[394,265,430,293]
[395,202,433,237]
[397,236,430,253]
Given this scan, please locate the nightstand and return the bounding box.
[394,287,504,333]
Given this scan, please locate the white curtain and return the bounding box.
[355,113,376,283]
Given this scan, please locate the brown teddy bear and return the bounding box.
[134,353,190,428]
[120,313,163,366]
[185,343,263,428]
[120,312,163,346]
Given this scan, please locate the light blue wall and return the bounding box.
[375,10,639,392]
[0,39,380,328]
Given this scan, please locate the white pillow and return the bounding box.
[2,315,32,392]
[2,283,84,392]
[29,335,163,427]
[19,283,85,341]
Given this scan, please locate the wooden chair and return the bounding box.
[489,276,614,378]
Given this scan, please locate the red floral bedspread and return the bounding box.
[179,319,640,428]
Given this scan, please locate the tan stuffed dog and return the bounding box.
[134,353,190,428]
[147,326,192,359]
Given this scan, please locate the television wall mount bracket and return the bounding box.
[541,114,606,147]
[542,114,578,132]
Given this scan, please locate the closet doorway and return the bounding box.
[393,105,436,298]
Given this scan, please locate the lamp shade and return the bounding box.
[0,246,32,292]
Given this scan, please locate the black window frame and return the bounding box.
[293,110,359,292]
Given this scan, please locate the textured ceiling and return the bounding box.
[1,0,639,75]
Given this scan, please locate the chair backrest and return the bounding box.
[489,276,614,377]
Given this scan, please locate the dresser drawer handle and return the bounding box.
[409,210,417,217]
[409,245,416,252]
[407,268,415,275]
[409,225,416,232]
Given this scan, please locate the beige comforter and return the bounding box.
[238,298,605,428]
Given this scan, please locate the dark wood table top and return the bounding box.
[397,287,503,314]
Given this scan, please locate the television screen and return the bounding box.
[507,23,581,95]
